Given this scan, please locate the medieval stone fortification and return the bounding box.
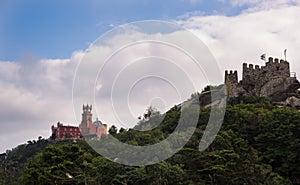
[225,57,300,102]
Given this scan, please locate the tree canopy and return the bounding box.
[1,96,299,184]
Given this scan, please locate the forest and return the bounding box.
[0,95,300,185]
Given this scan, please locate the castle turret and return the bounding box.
[225,70,238,84]
[225,70,239,97]
[265,57,290,78]
[79,104,93,135]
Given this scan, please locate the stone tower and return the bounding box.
[79,104,93,134]
[224,70,238,97]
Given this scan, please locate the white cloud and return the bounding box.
[0,51,84,152]
[227,0,300,12]
[73,26,216,129]
[0,61,20,81]
[229,0,299,6]
[178,6,300,80]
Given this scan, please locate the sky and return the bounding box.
[1,0,300,153]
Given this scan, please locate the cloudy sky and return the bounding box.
[1,0,300,153]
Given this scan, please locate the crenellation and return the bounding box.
[225,69,238,84]
[268,57,273,63]
[225,55,299,101]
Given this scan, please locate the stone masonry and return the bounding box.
[225,57,300,102]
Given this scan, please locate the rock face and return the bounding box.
[225,57,300,102]
[286,96,300,108]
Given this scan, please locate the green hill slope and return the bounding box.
[1,96,300,184]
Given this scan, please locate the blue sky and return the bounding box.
[0,0,246,61]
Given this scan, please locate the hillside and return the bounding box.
[1,96,300,184]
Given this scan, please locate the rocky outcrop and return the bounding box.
[286,96,300,108]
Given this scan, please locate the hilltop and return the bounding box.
[1,95,300,184]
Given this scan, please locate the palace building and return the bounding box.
[50,104,108,140]
[51,122,82,140]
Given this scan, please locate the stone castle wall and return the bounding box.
[225,56,299,101]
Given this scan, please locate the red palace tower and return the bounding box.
[79,104,108,139]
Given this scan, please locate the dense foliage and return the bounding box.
[1,96,300,184]
[0,137,48,185]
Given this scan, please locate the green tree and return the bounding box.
[196,130,289,184]
[22,141,97,185]
[109,125,118,136]
[255,107,300,184]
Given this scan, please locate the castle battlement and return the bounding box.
[267,57,288,64]
[242,63,262,70]
[224,55,300,101]
[225,70,238,84]
[225,70,237,75]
